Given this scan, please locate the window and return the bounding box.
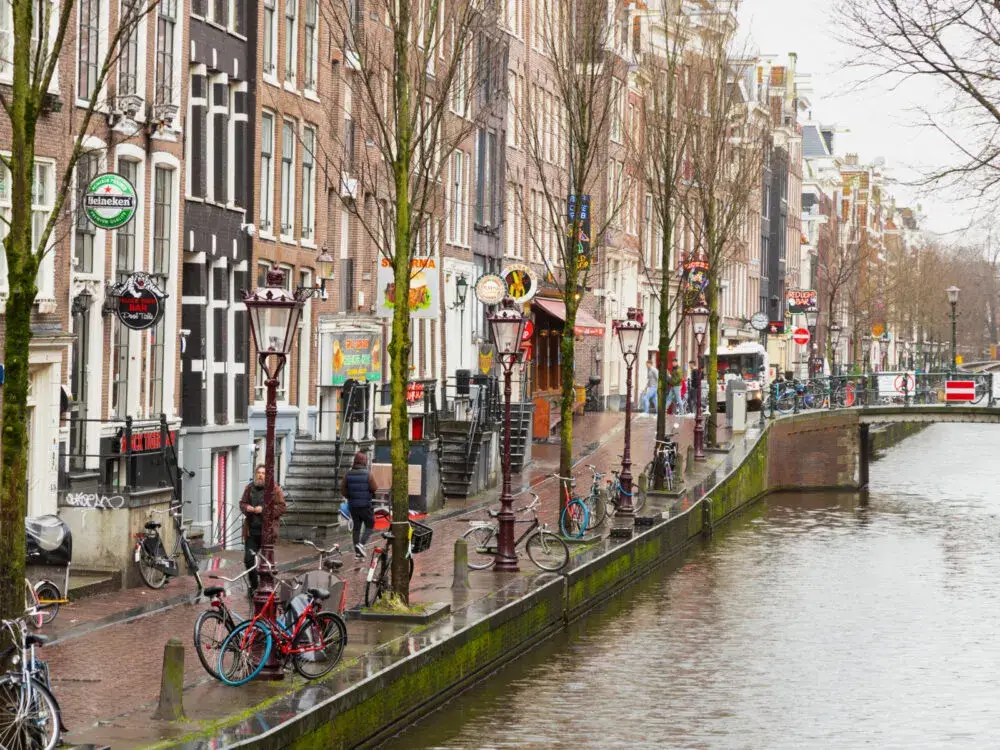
[150,318,165,415]
[210,79,229,203]
[118,0,139,96]
[77,0,100,100]
[303,0,317,89]
[155,0,177,105]
[115,160,138,279]
[188,72,207,198]
[280,119,295,236]
[263,0,276,75]
[475,129,498,227]
[506,185,522,259]
[152,166,173,276]
[112,158,138,417]
[447,151,466,245]
[0,161,54,297]
[210,0,226,26]
[451,47,467,115]
[260,112,274,232]
[284,0,296,83]
[74,153,100,273]
[301,126,315,240]
[644,194,653,267]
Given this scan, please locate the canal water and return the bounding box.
[385,424,1000,748]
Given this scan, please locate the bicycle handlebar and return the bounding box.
[516,495,540,513]
[207,561,258,583]
[298,539,340,555]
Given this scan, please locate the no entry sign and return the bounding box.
[945,380,976,402]
[792,327,810,345]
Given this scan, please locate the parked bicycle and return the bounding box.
[645,436,678,493]
[556,475,590,538]
[364,521,432,607]
[133,505,203,591]
[580,465,608,529]
[0,611,65,749]
[193,562,256,681]
[605,467,646,518]
[462,494,570,572]
[216,566,347,686]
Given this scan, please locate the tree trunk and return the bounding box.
[558,265,580,511]
[655,226,672,446]
[0,0,41,627]
[389,0,413,604]
[706,274,719,447]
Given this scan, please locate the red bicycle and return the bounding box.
[217,564,347,686]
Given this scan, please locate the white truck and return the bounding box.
[714,342,769,411]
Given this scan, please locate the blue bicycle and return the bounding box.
[555,474,590,538]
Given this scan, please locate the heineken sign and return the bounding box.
[110,272,167,331]
[84,173,137,229]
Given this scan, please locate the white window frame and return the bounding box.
[263,0,277,80]
[153,0,181,121]
[279,118,296,240]
[301,124,316,243]
[283,0,297,87]
[303,0,317,92]
[259,111,275,235]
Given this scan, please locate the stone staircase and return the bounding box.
[281,439,367,540]
[438,420,485,500]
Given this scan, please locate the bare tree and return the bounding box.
[685,9,767,445]
[839,0,1000,203]
[820,227,863,365]
[629,0,693,449]
[511,0,632,491]
[321,0,504,602]
[0,0,158,625]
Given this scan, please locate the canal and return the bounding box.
[385,423,1000,748]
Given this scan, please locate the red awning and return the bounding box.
[533,298,605,337]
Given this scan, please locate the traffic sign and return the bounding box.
[792,327,810,345]
[893,373,915,394]
[945,380,976,402]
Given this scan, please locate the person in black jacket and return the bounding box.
[341,451,379,558]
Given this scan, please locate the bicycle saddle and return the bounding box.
[144,521,161,530]
[380,531,395,541]
[307,587,330,601]
[202,586,225,598]
[25,633,48,648]
[487,509,500,518]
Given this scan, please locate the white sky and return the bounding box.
[737,0,985,240]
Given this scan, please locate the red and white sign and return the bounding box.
[792,327,810,345]
[945,380,976,402]
[894,373,915,394]
[521,320,534,341]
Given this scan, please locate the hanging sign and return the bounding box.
[84,173,138,229]
[376,256,438,319]
[474,274,507,305]
[568,194,592,267]
[110,272,167,331]
[785,289,817,314]
[501,263,538,304]
[521,320,535,341]
[322,330,382,386]
[681,257,709,312]
[750,312,769,331]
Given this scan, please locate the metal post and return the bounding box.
[254,353,286,679]
[693,360,706,461]
[494,361,519,572]
[124,415,134,489]
[950,301,958,372]
[618,354,636,520]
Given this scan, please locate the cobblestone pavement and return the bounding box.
[49,410,733,745]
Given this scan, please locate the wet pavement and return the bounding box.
[52,410,734,748]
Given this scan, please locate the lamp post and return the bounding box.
[488,298,526,572]
[862,333,872,372]
[805,308,819,378]
[830,323,843,374]
[947,285,960,371]
[315,249,335,299]
[243,266,311,680]
[613,308,645,534]
[451,274,470,368]
[689,305,710,461]
[878,335,890,372]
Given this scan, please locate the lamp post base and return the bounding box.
[609,513,634,540]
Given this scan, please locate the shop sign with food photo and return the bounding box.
[322,331,383,386]
[376,256,439,319]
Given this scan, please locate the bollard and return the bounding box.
[452,538,471,590]
[675,450,685,479]
[685,445,695,476]
[153,637,186,721]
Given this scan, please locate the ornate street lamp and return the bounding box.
[316,249,335,299]
[830,323,843,373]
[612,308,645,536]
[243,266,312,679]
[947,285,960,372]
[862,333,872,372]
[878,335,890,371]
[689,305,710,461]
[488,298,526,571]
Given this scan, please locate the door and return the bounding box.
[211,451,229,547]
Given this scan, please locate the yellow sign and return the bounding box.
[479,349,493,374]
[871,323,885,337]
[956,354,964,365]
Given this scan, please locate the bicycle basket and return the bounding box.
[410,520,433,554]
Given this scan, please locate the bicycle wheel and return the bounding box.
[33,582,61,627]
[292,612,347,679]
[364,553,390,608]
[776,391,796,414]
[217,620,272,686]
[559,499,588,539]
[0,674,61,750]
[194,609,233,680]
[583,489,606,529]
[461,526,497,570]
[24,580,41,629]
[136,540,168,590]
[525,530,569,572]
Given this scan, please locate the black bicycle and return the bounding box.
[193,561,257,680]
[364,522,432,607]
[462,494,570,572]
[133,505,203,591]
[0,611,64,749]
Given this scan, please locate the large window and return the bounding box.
[0,161,54,297]
[263,0,276,75]
[77,0,100,100]
[115,160,138,280]
[303,0,317,90]
[74,153,100,274]
[152,166,173,276]
[211,79,229,203]
[475,129,497,227]
[279,119,295,237]
[301,126,315,241]
[260,112,274,232]
[118,0,139,96]
[155,0,177,106]
[112,159,138,417]
[283,0,296,84]
[447,151,466,245]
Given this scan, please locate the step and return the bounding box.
[286,465,340,478]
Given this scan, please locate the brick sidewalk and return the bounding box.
[52,410,732,746]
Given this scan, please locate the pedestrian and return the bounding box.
[664,364,685,415]
[342,451,379,559]
[686,360,698,413]
[639,360,659,415]
[240,463,287,596]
